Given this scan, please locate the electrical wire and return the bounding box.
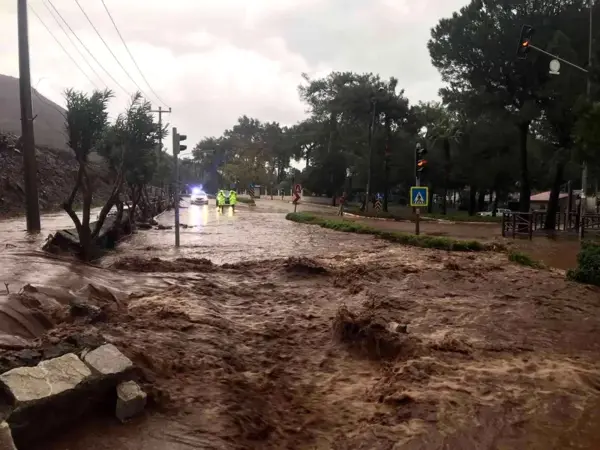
[29,4,99,90]
[40,0,106,89]
[73,0,151,100]
[100,0,170,108]
[46,0,131,96]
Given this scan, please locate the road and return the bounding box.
[0,198,372,291]
[104,197,361,265]
[0,197,373,347]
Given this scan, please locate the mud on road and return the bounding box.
[3,245,598,449]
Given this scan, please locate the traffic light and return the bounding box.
[416,143,427,174]
[516,25,534,59]
[172,128,187,155]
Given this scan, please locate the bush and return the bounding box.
[567,241,600,286]
[286,212,497,252]
[508,251,545,269]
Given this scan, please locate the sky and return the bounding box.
[0,0,469,156]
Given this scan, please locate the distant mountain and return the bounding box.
[0,74,67,150]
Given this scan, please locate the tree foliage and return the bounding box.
[64,90,162,259]
[189,0,600,222]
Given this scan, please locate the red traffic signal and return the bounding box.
[415,143,427,173]
[517,25,534,59]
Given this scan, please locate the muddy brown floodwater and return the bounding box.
[1,199,600,449]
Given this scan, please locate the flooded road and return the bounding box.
[105,199,363,266]
[0,199,599,449]
[0,199,371,289]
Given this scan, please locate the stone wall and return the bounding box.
[0,344,146,448]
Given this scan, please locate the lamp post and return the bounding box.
[580,0,593,239]
[365,87,385,212]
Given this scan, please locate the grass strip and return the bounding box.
[286,212,502,252]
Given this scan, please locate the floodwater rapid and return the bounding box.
[0,199,599,450]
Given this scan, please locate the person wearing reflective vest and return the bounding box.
[217,190,226,212]
[229,190,237,211]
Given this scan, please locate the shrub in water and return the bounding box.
[567,241,600,287]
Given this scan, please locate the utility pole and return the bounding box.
[365,98,377,212]
[172,127,187,248]
[151,106,171,157]
[580,0,593,239]
[18,0,40,232]
[151,106,171,195]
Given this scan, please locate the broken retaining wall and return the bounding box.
[0,344,146,448]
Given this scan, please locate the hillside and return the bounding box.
[0,74,68,150]
[0,75,112,218]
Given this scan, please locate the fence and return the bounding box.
[501,211,600,239]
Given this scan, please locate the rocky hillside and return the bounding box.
[0,133,113,218]
[0,74,115,218]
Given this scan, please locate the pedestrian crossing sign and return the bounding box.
[410,186,428,207]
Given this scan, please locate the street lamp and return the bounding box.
[365,87,385,212]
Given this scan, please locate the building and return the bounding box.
[529,190,582,213]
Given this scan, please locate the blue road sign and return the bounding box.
[410,186,428,207]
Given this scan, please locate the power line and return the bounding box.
[100,0,170,108]
[41,0,107,89]
[46,0,131,96]
[29,4,99,89]
[73,0,151,100]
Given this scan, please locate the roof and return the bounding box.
[530,191,574,202]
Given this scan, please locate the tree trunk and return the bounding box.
[427,185,434,214]
[468,186,477,216]
[492,190,499,216]
[80,167,94,260]
[518,121,531,212]
[383,160,390,212]
[442,137,451,215]
[544,159,566,230]
[477,190,486,212]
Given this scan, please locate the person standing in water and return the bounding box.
[217,190,225,213]
[229,190,237,211]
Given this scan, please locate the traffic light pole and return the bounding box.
[520,9,593,239]
[415,147,421,236]
[173,127,180,248]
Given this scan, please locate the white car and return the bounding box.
[190,188,208,205]
[477,208,511,217]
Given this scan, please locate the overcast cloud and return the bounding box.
[0,0,468,154]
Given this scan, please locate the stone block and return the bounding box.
[0,422,17,450]
[0,353,91,405]
[115,381,146,422]
[83,344,133,376]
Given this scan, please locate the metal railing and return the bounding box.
[501,211,600,239]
